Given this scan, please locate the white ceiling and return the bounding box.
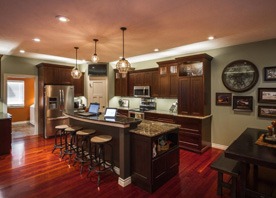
[1,0,276,65]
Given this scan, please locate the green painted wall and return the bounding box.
[128,39,276,146]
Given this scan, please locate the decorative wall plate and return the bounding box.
[222,60,259,92]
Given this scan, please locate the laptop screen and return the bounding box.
[88,103,100,114]
[104,108,117,117]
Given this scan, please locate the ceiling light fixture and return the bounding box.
[116,27,131,73]
[208,36,214,40]
[91,39,99,63]
[71,47,82,79]
[56,15,70,22]
[19,50,25,53]
[33,38,40,42]
[154,48,159,52]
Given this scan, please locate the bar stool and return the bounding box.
[52,124,68,157]
[62,126,83,164]
[87,135,114,186]
[73,129,96,174]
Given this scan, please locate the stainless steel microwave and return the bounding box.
[133,86,150,97]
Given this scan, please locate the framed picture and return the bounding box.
[264,66,276,81]
[258,88,276,104]
[258,105,276,118]
[233,96,253,111]
[216,92,232,106]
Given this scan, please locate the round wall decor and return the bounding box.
[222,60,259,92]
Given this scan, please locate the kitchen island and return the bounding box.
[64,111,180,191]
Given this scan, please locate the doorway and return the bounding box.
[87,77,108,113]
[3,74,38,138]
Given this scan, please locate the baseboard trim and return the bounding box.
[118,177,132,187]
[12,121,30,125]
[211,143,228,150]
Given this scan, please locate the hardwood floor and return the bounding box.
[0,134,231,198]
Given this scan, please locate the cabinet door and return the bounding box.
[151,71,159,97]
[144,72,152,86]
[114,72,128,96]
[59,68,73,85]
[178,77,190,115]
[190,77,204,116]
[128,73,135,96]
[43,67,58,84]
[170,74,178,97]
[72,73,84,96]
[115,72,121,96]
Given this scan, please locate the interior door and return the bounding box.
[88,79,107,112]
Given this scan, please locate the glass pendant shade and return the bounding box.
[116,58,131,74]
[71,47,82,79]
[91,39,99,63]
[116,27,131,73]
[91,53,99,63]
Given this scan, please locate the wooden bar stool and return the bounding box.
[87,135,115,186]
[62,126,83,164]
[52,124,68,157]
[211,153,240,198]
[73,129,96,174]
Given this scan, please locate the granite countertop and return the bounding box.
[146,110,212,119]
[0,113,12,120]
[130,119,180,137]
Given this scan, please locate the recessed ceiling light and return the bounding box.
[19,50,25,53]
[208,36,214,40]
[154,48,159,52]
[56,15,70,22]
[33,38,40,42]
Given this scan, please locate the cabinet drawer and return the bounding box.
[152,154,167,182]
[179,131,200,147]
[175,117,201,131]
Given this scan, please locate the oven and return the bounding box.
[128,110,145,119]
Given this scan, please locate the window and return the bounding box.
[7,80,25,107]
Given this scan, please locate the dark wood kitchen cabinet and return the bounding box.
[157,60,178,98]
[37,63,74,85]
[176,54,212,116]
[72,72,84,97]
[114,70,128,96]
[117,109,128,117]
[0,113,12,155]
[144,111,212,153]
[131,128,179,192]
[175,116,211,153]
[128,68,159,96]
[144,112,175,123]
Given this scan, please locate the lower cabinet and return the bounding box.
[0,114,12,155]
[145,112,211,153]
[117,109,128,117]
[130,129,179,193]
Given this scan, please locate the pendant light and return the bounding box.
[71,47,82,79]
[116,27,131,73]
[91,39,99,63]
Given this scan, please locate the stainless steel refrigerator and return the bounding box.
[44,85,74,138]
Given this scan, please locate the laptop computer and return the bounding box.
[78,103,100,116]
[104,108,117,121]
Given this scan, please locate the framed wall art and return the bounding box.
[258,105,276,118]
[258,88,276,104]
[216,92,232,106]
[222,60,259,93]
[233,96,253,111]
[264,66,276,81]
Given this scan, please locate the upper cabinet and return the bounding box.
[176,54,213,116]
[115,70,128,96]
[115,68,158,97]
[157,60,178,98]
[37,63,73,85]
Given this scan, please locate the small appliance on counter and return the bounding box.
[128,98,156,119]
[118,99,129,108]
[169,101,178,113]
[74,96,87,110]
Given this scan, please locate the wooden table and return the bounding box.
[225,128,276,197]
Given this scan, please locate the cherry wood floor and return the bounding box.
[0,132,231,198]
